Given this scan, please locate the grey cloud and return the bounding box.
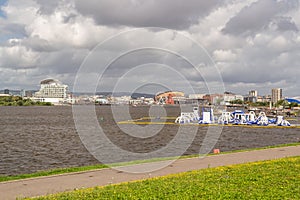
[37,49,87,74]
[62,13,77,23]
[21,37,57,52]
[220,48,300,85]
[73,0,222,29]
[221,63,294,84]
[33,0,60,15]
[222,0,299,35]
[100,51,220,94]
[0,23,25,34]
[33,0,78,24]
[0,23,27,39]
[274,17,298,32]
[97,48,199,78]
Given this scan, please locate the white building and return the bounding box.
[111,96,132,104]
[188,94,206,99]
[34,79,69,104]
[209,93,244,105]
[271,88,282,104]
[223,94,244,105]
[249,90,258,97]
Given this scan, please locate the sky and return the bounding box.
[0,0,299,97]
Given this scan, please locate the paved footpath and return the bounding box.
[1,145,300,200]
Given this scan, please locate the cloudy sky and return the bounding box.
[0,0,299,97]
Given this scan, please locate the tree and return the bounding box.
[289,102,299,108]
[229,99,244,104]
[17,100,24,106]
[275,99,288,108]
[0,96,53,106]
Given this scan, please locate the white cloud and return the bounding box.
[213,49,237,62]
[267,35,289,51]
[25,2,117,49]
[2,0,39,24]
[73,0,222,29]
[0,45,38,68]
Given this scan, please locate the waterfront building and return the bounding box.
[249,90,258,97]
[34,79,69,104]
[154,91,185,104]
[257,95,272,103]
[244,96,257,103]
[203,94,222,105]
[271,88,282,104]
[25,90,34,97]
[20,89,25,98]
[111,96,132,104]
[4,89,9,94]
[244,90,258,103]
[188,94,205,99]
[224,93,244,105]
[187,94,207,105]
[203,93,243,105]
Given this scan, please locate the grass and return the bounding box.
[26,156,300,200]
[1,142,299,183]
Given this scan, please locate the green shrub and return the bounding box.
[0,96,53,106]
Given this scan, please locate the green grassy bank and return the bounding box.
[27,156,300,200]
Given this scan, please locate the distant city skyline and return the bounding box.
[0,86,298,99]
[0,0,299,96]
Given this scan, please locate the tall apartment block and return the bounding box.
[271,88,282,104]
[249,90,258,97]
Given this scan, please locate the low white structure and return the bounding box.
[0,94,11,97]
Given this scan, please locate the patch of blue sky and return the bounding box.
[0,30,26,44]
[0,0,8,18]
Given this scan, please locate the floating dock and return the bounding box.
[117,117,300,129]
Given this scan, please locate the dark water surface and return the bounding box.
[0,106,299,175]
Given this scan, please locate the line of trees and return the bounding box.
[0,96,52,106]
[230,99,299,108]
[275,99,298,109]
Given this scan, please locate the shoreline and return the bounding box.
[1,142,299,183]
